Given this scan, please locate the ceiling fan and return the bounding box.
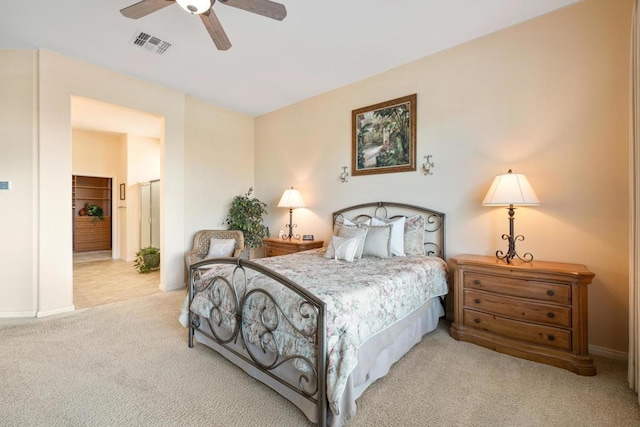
[120,0,287,51]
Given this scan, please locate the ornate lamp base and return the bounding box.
[496,206,534,264]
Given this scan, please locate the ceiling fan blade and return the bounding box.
[220,0,287,21]
[200,10,232,51]
[120,0,175,19]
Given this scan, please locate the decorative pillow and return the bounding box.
[371,216,406,256]
[206,238,236,258]
[342,216,371,226]
[335,224,368,259]
[362,224,392,258]
[334,216,371,235]
[324,236,359,262]
[404,215,426,256]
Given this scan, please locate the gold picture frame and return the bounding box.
[352,94,416,176]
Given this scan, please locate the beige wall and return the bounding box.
[0,48,187,316]
[183,97,254,244]
[0,48,255,317]
[0,50,37,316]
[72,129,123,178]
[127,135,161,184]
[126,134,161,261]
[255,0,632,354]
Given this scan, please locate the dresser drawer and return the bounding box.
[265,246,295,257]
[463,309,571,351]
[464,290,571,328]
[464,272,571,305]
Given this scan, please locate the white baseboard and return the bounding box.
[162,282,186,292]
[589,344,628,361]
[0,311,37,318]
[36,305,75,318]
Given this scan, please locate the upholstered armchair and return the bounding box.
[184,230,245,270]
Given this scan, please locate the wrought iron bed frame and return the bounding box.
[187,201,445,426]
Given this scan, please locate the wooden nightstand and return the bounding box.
[262,237,324,257]
[449,254,596,376]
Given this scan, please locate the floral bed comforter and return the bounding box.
[187,249,448,414]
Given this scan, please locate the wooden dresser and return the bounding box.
[449,254,596,376]
[74,216,112,252]
[263,237,324,257]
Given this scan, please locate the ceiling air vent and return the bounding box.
[129,30,172,55]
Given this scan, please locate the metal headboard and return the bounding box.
[332,201,446,259]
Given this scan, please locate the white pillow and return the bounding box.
[362,225,392,258]
[335,224,368,259]
[206,238,236,258]
[324,235,359,262]
[371,216,406,256]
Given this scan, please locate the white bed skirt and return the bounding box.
[193,296,444,426]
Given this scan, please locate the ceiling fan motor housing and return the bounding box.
[176,0,212,14]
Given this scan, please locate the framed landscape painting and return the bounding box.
[351,94,416,176]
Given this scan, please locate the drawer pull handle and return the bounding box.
[473,279,481,285]
[547,312,555,318]
[474,318,481,324]
[546,290,555,297]
[474,299,481,304]
[547,335,555,341]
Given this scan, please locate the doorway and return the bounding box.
[71,97,163,309]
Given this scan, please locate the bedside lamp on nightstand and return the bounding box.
[277,187,305,240]
[482,169,541,264]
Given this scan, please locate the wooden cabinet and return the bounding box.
[263,237,324,257]
[75,217,112,252]
[449,254,596,376]
[72,175,112,252]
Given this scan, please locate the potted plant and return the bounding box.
[134,246,160,273]
[226,187,269,257]
[86,204,105,223]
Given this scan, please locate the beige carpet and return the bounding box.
[1,291,638,426]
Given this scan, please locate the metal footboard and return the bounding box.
[188,257,328,426]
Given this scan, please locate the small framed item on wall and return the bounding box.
[120,183,126,200]
[352,94,417,176]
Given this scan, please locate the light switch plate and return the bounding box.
[0,181,9,190]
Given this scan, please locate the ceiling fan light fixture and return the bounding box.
[176,0,212,14]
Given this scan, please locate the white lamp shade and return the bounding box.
[482,170,541,206]
[277,187,305,209]
[176,0,212,14]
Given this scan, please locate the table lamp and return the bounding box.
[482,169,541,263]
[277,187,305,240]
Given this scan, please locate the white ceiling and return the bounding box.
[1,0,580,117]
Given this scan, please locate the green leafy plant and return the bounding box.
[86,204,105,223]
[226,187,269,250]
[134,246,160,274]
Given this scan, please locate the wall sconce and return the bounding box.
[340,166,349,183]
[277,187,305,240]
[482,169,541,263]
[422,155,434,176]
